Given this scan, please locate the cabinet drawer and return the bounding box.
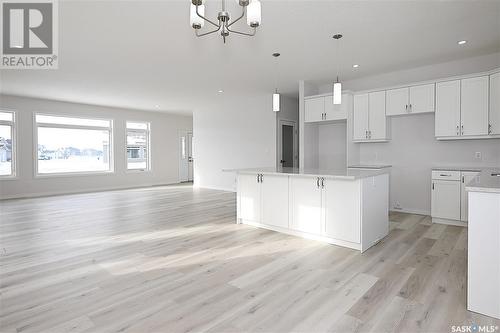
[432,170,460,181]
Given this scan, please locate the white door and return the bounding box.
[461,76,489,136]
[179,131,189,182]
[368,91,386,140]
[187,132,193,181]
[435,80,461,137]
[409,84,435,114]
[304,97,325,122]
[460,171,480,222]
[325,94,347,121]
[353,94,369,140]
[261,175,289,229]
[431,180,461,220]
[238,174,261,223]
[290,176,322,235]
[386,87,408,116]
[489,72,500,135]
[323,179,360,243]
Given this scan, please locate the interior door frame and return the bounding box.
[178,130,189,182]
[277,119,298,168]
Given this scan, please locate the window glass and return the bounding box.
[0,111,15,177]
[126,122,150,170]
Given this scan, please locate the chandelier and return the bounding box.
[189,0,262,43]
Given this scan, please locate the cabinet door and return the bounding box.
[353,94,369,140]
[386,87,408,116]
[368,91,387,140]
[489,72,500,135]
[325,94,347,121]
[261,175,289,229]
[238,174,261,222]
[435,80,461,137]
[304,97,325,123]
[409,84,435,114]
[291,177,322,235]
[431,180,461,221]
[461,76,489,136]
[323,179,360,243]
[460,171,480,222]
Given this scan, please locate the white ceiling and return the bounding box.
[1,0,499,115]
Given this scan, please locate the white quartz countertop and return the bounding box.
[466,169,500,194]
[431,166,494,172]
[225,167,389,180]
[348,165,392,169]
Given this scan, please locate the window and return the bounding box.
[0,111,15,177]
[35,114,113,175]
[126,122,150,171]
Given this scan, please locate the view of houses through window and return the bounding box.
[36,114,112,174]
[0,111,15,177]
[127,122,150,170]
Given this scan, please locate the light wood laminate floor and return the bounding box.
[1,184,499,333]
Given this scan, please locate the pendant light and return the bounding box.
[332,34,343,105]
[272,52,281,112]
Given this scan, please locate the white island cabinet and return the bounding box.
[236,168,389,252]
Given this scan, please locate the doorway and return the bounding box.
[278,120,298,168]
[179,131,193,182]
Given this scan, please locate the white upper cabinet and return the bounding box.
[353,94,369,140]
[461,76,489,136]
[489,72,500,135]
[386,84,435,116]
[409,84,435,114]
[435,80,461,137]
[304,97,324,122]
[324,95,347,121]
[368,91,387,140]
[386,87,408,116]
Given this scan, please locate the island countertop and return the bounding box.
[226,167,389,180]
[465,168,500,194]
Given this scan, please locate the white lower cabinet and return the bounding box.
[290,176,322,235]
[261,175,289,229]
[323,179,360,243]
[238,173,261,223]
[431,169,480,224]
[460,171,481,222]
[238,173,289,227]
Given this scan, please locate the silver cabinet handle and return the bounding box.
[432,182,434,190]
[461,124,464,135]
[409,104,412,112]
[261,174,263,183]
[405,104,408,112]
[489,124,492,135]
[321,177,325,188]
[316,177,320,189]
[257,174,260,183]
[456,125,459,136]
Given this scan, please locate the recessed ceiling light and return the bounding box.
[352,64,359,68]
[458,40,467,45]
[155,105,160,108]
[218,89,224,93]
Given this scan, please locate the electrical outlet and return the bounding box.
[475,152,482,160]
[394,201,402,210]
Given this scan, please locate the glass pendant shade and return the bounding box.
[333,81,342,105]
[190,4,205,28]
[247,0,262,27]
[273,93,280,112]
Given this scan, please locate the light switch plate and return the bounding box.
[475,152,482,159]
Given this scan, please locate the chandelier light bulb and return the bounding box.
[273,92,280,112]
[190,3,205,29]
[333,81,342,105]
[247,0,262,27]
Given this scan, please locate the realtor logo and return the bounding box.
[1,0,58,69]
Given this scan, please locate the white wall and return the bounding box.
[0,94,192,199]
[193,92,287,191]
[359,114,500,215]
[318,122,347,170]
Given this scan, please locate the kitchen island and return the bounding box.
[466,168,500,319]
[235,167,389,252]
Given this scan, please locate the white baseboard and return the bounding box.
[390,208,430,216]
[0,182,182,200]
[432,217,467,227]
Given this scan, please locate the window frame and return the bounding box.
[0,110,17,179]
[33,113,114,177]
[125,121,151,172]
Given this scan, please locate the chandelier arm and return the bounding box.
[195,5,219,28]
[227,6,245,27]
[195,24,222,37]
[226,26,256,37]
